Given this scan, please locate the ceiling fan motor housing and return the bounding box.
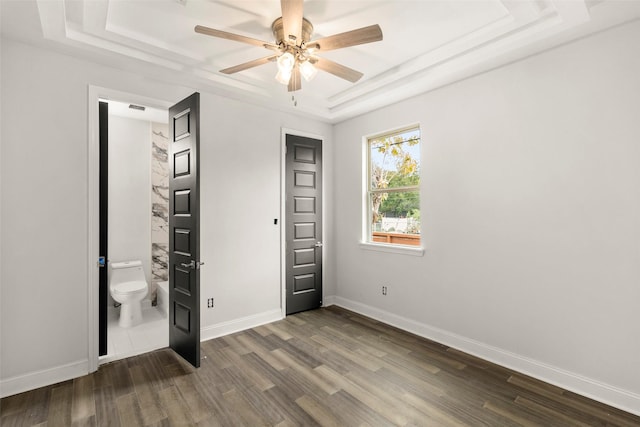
[272,17,314,47]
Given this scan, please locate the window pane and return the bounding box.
[369,129,420,191]
[369,190,420,246]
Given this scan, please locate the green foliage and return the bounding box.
[377,158,420,218]
[379,190,419,218]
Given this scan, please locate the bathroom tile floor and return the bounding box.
[100,304,168,364]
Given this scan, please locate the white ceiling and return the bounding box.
[2,0,640,123]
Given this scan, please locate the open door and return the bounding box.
[168,93,201,368]
[98,101,108,356]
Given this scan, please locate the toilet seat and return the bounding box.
[111,280,147,295]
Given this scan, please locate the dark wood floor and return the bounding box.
[2,306,639,426]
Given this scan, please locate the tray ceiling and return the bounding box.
[2,0,639,123]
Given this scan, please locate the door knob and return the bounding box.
[314,242,323,248]
[181,260,195,269]
[181,260,205,269]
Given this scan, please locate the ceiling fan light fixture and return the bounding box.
[276,52,295,73]
[275,68,292,85]
[299,60,317,82]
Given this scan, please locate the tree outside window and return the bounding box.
[367,127,421,246]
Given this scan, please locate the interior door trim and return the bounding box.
[87,85,173,372]
[280,128,326,318]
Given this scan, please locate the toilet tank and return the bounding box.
[110,260,146,284]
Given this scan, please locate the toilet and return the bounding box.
[109,260,149,328]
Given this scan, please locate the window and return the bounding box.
[365,126,421,247]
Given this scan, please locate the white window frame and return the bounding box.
[360,124,424,256]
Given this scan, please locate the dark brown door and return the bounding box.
[169,93,201,367]
[286,134,323,315]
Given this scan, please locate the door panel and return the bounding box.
[169,93,201,368]
[286,134,322,315]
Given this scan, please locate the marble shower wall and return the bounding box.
[151,122,169,302]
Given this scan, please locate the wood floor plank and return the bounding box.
[326,389,396,427]
[271,349,340,396]
[137,351,175,392]
[274,337,323,369]
[263,322,294,341]
[344,367,445,426]
[108,361,134,399]
[172,373,215,424]
[71,414,97,427]
[71,375,96,423]
[156,386,195,426]
[221,334,252,356]
[0,389,29,417]
[483,400,550,427]
[386,347,442,375]
[311,333,383,372]
[295,394,341,427]
[3,307,640,426]
[46,381,73,427]
[263,385,321,426]
[220,347,275,391]
[376,366,445,399]
[507,374,565,398]
[561,390,640,427]
[1,386,51,427]
[313,364,409,425]
[128,364,166,425]
[114,392,144,426]
[236,332,288,371]
[231,384,288,426]
[514,395,595,427]
[401,392,467,427]
[93,385,120,427]
[221,388,270,426]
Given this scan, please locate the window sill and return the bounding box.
[359,241,425,257]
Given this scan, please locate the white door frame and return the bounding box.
[280,128,326,318]
[87,86,173,372]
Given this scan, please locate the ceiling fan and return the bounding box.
[194,0,383,92]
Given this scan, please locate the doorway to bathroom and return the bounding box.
[98,98,171,364]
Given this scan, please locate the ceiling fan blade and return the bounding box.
[312,57,363,83]
[281,0,304,44]
[309,24,383,51]
[195,25,278,50]
[220,55,278,74]
[288,66,301,92]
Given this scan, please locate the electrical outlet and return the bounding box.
[207,298,215,308]
[382,286,388,296]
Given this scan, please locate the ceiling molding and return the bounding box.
[8,1,637,122]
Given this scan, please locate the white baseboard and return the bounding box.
[1,309,283,398]
[201,309,283,342]
[0,359,89,398]
[322,295,336,307]
[333,296,640,417]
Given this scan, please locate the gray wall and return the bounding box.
[332,20,640,413]
[0,38,334,395]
